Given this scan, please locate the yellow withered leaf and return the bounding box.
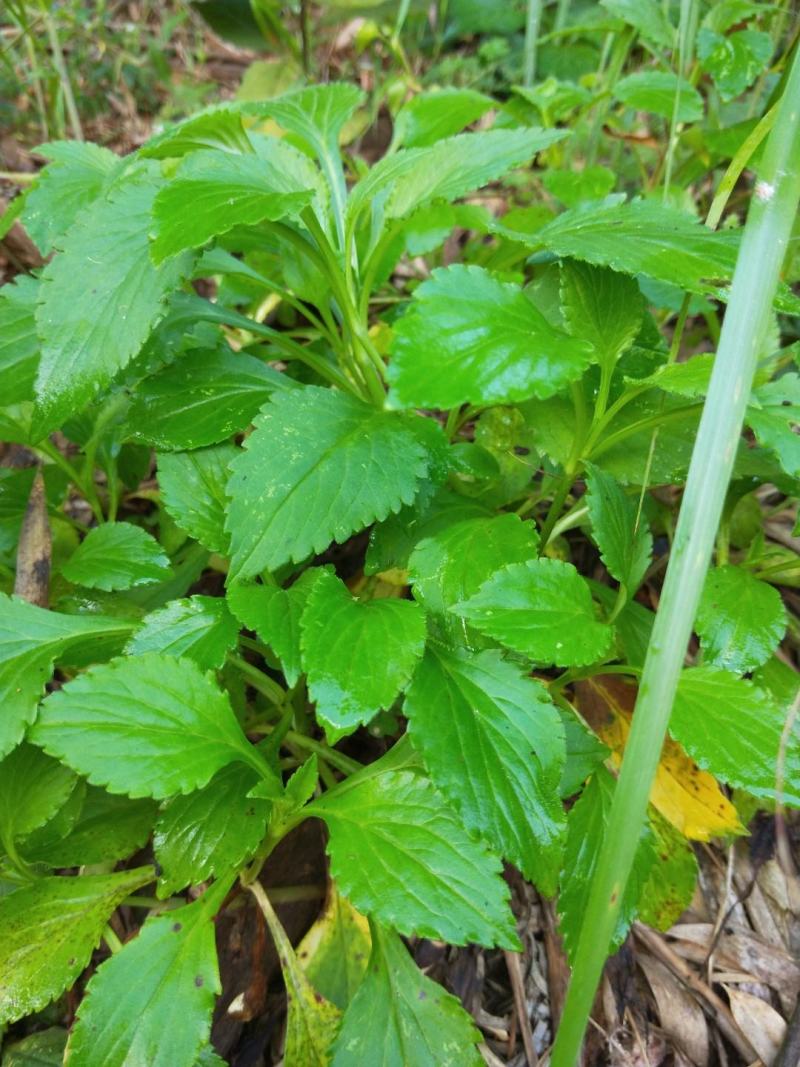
[574,675,744,841]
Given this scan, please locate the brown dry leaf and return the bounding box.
[574,677,743,840]
[667,922,800,1008]
[725,987,786,1064]
[13,468,51,607]
[638,954,709,1066]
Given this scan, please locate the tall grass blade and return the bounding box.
[552,47,800,1067]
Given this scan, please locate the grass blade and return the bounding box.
[552,49,800,1067]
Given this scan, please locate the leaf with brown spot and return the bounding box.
[297,883,371,1011]
[574,675,744,840]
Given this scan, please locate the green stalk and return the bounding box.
[552,48,800,1067]
[523,0,542,87]
[663,0,698,198]
[38,0,82,141]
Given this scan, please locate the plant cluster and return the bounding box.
[0,1,799,1064]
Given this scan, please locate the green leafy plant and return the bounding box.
[1,17,800,1063]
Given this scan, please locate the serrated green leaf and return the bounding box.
[348,127,567,231]
[226,386,431,579]
[194,1049,227,1067]
[599,0,674,47]
[752,655,800,711]
[140,106,254,158]
[310,769,518,948]
[151,150,313,263]
[246,82,362,166]
[698,28,773,100]
[585,465,653,593]
[388,265,592,410]
[560,261,643,371]
[298,885,371,1011]
[227,571,317,688]
[125,596,240,669]
[14,779,86,863]
[0,1026,67,1066]
[404,645,566,893]
[300,568,427,741]
[392,89,494,149]
[408,513,539,618]
[331,923,482,1067]
[0,743,76,854]
[542,166,616,208]
[746,374,800,478]
[558,767,655,963]
[158,444,235,555]
[558,706,609,797]
[454,559,613,667]
[154,763,270,897]
[61,522,171,591]
[0,276,39,405]
[614,72,703,122]
[128,347,288,450]
[638,812,698,931]
[0,593,135,760]
[22,786,156,867]
[626,354,714,398]
[21,141,119,255]
[67,883,226,1067]
[696,566,786,672]
[1,755,78,857]
[670,668,800,806]
[34,178,192,435]
[0,867,153,1024]
[365,487,490,576]
[30,651,273,799]
[244,82,362,241]
[505,200,740,296]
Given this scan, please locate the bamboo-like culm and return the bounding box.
[552,47,800,1067]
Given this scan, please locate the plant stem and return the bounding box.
[284,731,362,776]
[552,47,800,1067]
[523,0,542,87]
[39,0,83,141]
[228,653,286,706]
[102,925,123,954]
